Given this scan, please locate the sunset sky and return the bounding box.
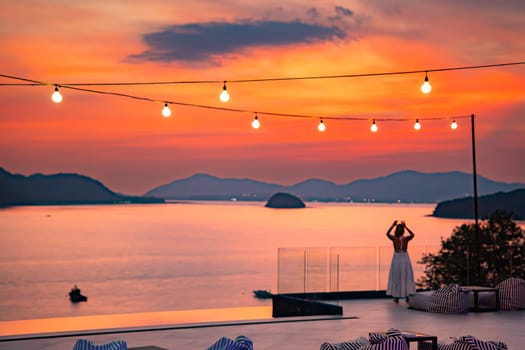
[1,0,524,195]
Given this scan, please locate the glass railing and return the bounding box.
[277,245,439,293]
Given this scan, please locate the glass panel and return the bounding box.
[305,248,328,292]
[277,248,307,293]
[278,245,442,293]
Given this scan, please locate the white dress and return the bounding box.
[386,249,416,298]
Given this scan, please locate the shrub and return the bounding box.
[418,210,525,289]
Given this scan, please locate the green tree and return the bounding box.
[418,210,525,289]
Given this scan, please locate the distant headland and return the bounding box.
[432,189,525,220]
[0,167,164,207]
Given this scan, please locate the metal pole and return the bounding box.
[336,253,340,294]
[303,250,307,293]
[471,114,480,284]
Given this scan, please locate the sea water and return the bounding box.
[0,202,467,322]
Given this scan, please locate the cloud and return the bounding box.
[130,19,346,63]
[306,7,320,20]
[335,6,354,17]
[328,6,359,32]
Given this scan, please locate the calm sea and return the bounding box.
[0,202,469,322]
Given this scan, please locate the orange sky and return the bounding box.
[1,1,524,195]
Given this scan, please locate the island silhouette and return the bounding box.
[265,192,306,208]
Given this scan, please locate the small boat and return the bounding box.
[253,290,273,299]
[69,285,88,303]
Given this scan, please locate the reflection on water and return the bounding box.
[0,202,466,321]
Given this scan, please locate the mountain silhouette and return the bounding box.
[2,167,523,207]
[0,167,164,206]
[145,173,285,200]
[145,170,524,203]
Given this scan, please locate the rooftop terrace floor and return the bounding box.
[1,298,523,349]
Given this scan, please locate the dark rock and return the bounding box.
[265,192,305,208]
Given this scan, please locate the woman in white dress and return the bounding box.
[386,220,416,302]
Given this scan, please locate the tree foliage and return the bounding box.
[418,210,525,289]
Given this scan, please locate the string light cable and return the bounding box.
[0,60,522,128]
[1,61,523,86]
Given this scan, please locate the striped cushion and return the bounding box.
[358,336,409,350]
[206,336,253,350]
[460,336,507,350]
[368,329,404,344]
[488,341,508,349]
[72,339,127,350]
[437,336,507,350]
[437,341,471,350]
[320,337,369,350]
[496,277,525,310]
[429,284,469,313]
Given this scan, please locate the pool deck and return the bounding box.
[0,298,523,349]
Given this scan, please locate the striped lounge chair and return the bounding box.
[409,284,469,313]
[320,337,369,350]
[320,329,409,350]
[496,277,525,310]
[206,335,253,350]
[437,335,507,350]
[72,339,127,350]
[428,284,469,313]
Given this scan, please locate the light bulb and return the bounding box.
[414,119,421,130]
[162,103,172,117]
[219,81,230,103]
[370,120,378,132]
[421,72,432,94]
[450,120,458,130]
[318,119,326,132]
[251,114,260,129]
[51,86,62,103]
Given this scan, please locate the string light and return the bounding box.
[318,118,326,132]
[0,74,475,129]
[2,62,521,129]
[162,103,171,117]
[451,119,458,130]
[251,113,260,129]
[421,72,432,94]
[51,85,62,103]
[370,119,378,132]
[219,81,230,103]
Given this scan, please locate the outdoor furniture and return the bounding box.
[496,277,525,310]
[206,335,253,350]
[408,284,469,313]
[73,339,127,350]
[321,329,433,350]
[407,290,434,311]
[436,335,507,349]
[401,331,438,350]
[462,285,499,312]
[320,337,369,350]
